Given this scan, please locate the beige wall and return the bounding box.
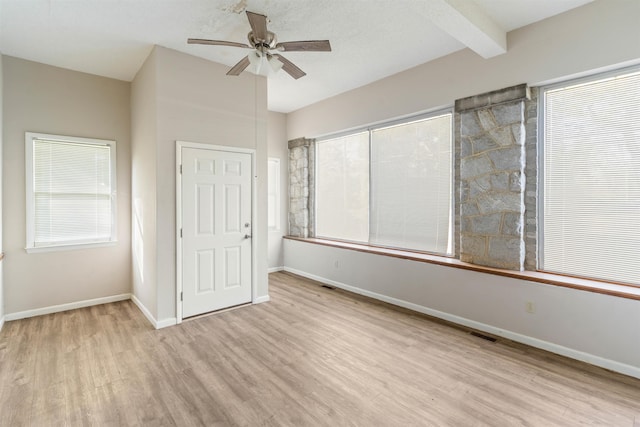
[0,54,4,326]
[284,240,640,378]
[2,56,132,315]
[155,46,268,321]
[288,0,640,139]
[130,47,269,324]
[267,111,287,270]
[283,0,640,378]
[131,48,159,318]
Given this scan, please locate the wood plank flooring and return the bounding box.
[1,271,639,426]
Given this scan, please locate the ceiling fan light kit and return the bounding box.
[188,11,331,79]
[247,50,284,77]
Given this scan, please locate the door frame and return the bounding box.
[175,140,257,324]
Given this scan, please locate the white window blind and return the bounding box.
[542,69,640,285]
[370,114,452,253]
[316,132,369,242]
[315,110,453,254]
[26,133,116,250]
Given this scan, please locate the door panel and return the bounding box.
[224,184,241,233]
[223,159,242,176]
[224,246,241,289]
[196,249,215,294]
[196,184,215,235]
[181,147,252,318]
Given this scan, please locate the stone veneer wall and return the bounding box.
[288,137,315,237]
[287,84,538,271]
[455,84,530,271]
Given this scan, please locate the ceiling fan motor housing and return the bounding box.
[249,31,277,52]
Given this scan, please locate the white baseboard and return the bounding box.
[5,293,131,321]
[156,317,177,329]
[253,295,271,304]
[2,293,177,331]
[284,267,640,380]
[130,294,154,327]
[130,294,176,329]
[268,267,284,273]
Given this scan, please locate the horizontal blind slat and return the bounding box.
[370,114,452,254]
[33,138,113,246]
[543,70,640,286]
[316,132,370,242]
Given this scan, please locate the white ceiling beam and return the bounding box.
[420,0,507,58]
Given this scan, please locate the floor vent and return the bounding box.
[321,285,335,290]
[470,331,497,342]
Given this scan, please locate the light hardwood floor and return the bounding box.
[1,271,639,426]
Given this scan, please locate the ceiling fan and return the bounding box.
[188,11,331,79]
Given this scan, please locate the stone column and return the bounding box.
[288,137,314,237]
[455,84,530,270]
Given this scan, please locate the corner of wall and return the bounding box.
[130,293,175,329]
[0,52,5,327]
[141,47,270,321]
[267,111,288,270]
[130,46,159,321]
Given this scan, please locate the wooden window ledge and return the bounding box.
[284,236,640,301]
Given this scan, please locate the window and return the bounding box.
[316,111,453,255]
[25,132,117,252]
[541,68,640,285]
[316,132,370,242]
[267,157,280,231]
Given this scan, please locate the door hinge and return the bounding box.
[179,164,182,174]
[180,228,183,238]
[180,291,183,302]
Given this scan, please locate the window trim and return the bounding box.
[538,64,640,282]
[314,107,454,256]
[25,132,118,253]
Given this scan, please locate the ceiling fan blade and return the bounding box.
[246,11,268,42]
[276,40,332,52]
[188,38,251,49]
[273,54,306,79]
[226,56,251,76]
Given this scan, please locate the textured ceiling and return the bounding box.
[0,0,592,113]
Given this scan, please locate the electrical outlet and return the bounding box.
[525,301,535,314]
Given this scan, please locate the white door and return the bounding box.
[181,147,252,318]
